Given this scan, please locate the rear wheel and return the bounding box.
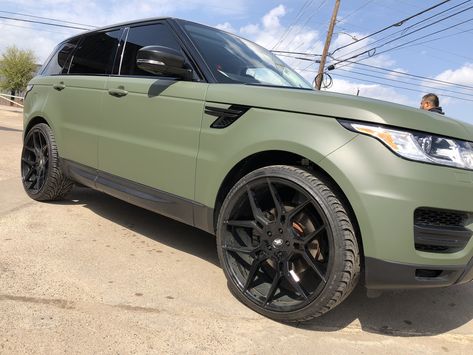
[21,123,73,201]
[216,165,360,322]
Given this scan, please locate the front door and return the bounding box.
[98,23,207,219]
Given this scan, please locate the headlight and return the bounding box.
[340,120,473,171]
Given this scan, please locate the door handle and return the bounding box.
[108,88,128,97]
[53,83,65,91]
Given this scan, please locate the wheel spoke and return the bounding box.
[246,186,269,226]
[284,261,308,300]
[222,245,255,255]
[36,170,44,190]
[303,225,326,245]
[287,200,311,221]
[226,220,258,230]
[38,132,44,150]
[243,257,265,292]
[25,146,35,153]
[302,251,327,283]
[21,157,34,167]
[263,267,282,307]
[24,167,35,182]
[267,179,286,219]
[32,132,40,150]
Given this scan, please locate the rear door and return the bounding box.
[42,29,123,169]
[98,22,207,209]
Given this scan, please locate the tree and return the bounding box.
[0,46,37,104]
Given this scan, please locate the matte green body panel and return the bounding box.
[319,135,473,266]
[194,103,357,206]
[99,77,207,200]
[29,75,107,168]
[203,84,472,141]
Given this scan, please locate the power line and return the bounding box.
[272,0,328,50]
[337,0,375,22]
[328,72,473,103]
[339,15,473,68]
[272,0,315,50]
[300,63,473,97]
[334,68,473,98]
[0,15,90,30]
[331,0,452,55]
[333,0,471,60]
[393,27,473,61]
[289,0,330,53]
[0,20,73,35]
[273,49,473,91]
[330,60,473,90]
[0,10,95,28]
[332,4,473,67]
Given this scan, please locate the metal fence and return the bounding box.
[0,93,24,108]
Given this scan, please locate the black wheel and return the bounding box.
[21,123,73,201]
[216,165,360,322]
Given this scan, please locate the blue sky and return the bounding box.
[1,0,472,124]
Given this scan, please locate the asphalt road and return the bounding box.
[0,106,472,354]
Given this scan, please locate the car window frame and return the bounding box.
[113,20,203,82]
[66,28,124,77]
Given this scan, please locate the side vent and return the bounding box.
[205,105,250,129]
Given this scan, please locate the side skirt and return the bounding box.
[61,159,215,234]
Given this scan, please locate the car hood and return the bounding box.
[205,84,473,142]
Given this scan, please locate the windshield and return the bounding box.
[181,21,312,89]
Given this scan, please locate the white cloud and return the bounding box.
[262,5,286,31]
[0,0,249,62]
[240,24,260,36]
[231,5,322,58]
[434,63,473,86]
[215,22,236,33]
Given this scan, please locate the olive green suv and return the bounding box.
[22,18,473,322]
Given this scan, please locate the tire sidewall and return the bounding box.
[216,165,354,322]
[21,123,57,200]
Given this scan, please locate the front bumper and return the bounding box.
[365,256,473,289]
[319,134,473,289]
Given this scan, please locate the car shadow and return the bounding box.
[54,186,219,266]
[53,187,473,336]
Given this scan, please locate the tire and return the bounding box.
[216,165,360,322]
[21,123,73,201]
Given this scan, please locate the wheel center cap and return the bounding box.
[272,238,284,248]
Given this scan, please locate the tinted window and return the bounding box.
[183,22,311,89]
[41,38,79,76]
[69,29,122,75]
[120,23,182,77]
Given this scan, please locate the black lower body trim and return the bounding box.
[364,257,472,289]
[61,159,215,234]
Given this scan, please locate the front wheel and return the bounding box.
[216,165,360,322]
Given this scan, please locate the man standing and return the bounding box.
[420,93,445,115]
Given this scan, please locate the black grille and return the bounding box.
[414,208,469,228]
[414,208,472,254]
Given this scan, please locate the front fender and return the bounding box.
[194,105,356,207]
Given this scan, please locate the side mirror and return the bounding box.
[136,46,192,79]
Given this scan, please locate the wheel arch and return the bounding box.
[24,116,51,139]
[213,150,365,271]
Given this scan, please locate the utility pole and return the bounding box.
[315,0,340,90]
